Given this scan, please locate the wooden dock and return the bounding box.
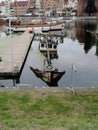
[0,31,35,79]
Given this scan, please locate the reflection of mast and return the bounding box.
[44,36,52,71]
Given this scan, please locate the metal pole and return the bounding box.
[71,63,77,94]
[9,0,14,71]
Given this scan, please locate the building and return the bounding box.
[5,0,10,16]
[41,0,65,16]
[14,0,28,16]
[0,0,98,17]
[0,0,14,16]
[66,0,78,16]
[0,0,80,17]
[0,1,5,16]
[24,0,64,17]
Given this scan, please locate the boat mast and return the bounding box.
[15,0,19,20]
[43,35,52,71]
[36,0,41,18]
[46,36,52,69]
[8,0,14,71]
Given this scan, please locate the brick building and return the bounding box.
[14,1,28,16]
[0,0,98,16]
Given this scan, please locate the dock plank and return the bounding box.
[0,31,34,77]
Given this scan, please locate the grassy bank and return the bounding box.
[0,88,98,130]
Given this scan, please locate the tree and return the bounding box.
[84,0,97,16]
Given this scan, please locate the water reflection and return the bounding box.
[76,21,96,53]
[66,27,76,41]
[30,35,65,87]
[41,51,58,59]
[84,0,97,16]
[39,36,59,59]
[84,30,92,53]
[1,21,98,88]
[95,38,98,56]
[30,66,65,86]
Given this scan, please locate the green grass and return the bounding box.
[0,88,98,130]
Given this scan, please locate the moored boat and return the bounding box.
[30,66,65,86]
[42,23,65,33]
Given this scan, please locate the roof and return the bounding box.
[14,1,28,7]
[0,1,28,7]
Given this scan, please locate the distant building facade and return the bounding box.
[0,1,5,15]
[14,1,28,16]
[0,0,14,16]
[0,0,98,16]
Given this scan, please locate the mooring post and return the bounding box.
[70,63,77,94]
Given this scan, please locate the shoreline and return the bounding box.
[0,85,98,91]
[1,16,98,28]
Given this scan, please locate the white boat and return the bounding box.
[42,23,65,33]
[3,26,33,34]
[49,30,66,37]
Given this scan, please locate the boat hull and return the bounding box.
[30,67,65,86]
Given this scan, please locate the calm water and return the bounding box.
[0,20,98,88]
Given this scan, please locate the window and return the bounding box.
[41,44,44,48]
[54,45,57,49]
[48,44,52,48]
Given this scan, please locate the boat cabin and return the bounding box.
[39,42,57,52]
[41,51,58,59]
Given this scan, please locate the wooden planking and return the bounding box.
[0,31,34,78]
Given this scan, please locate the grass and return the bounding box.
[0,88,98,130]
